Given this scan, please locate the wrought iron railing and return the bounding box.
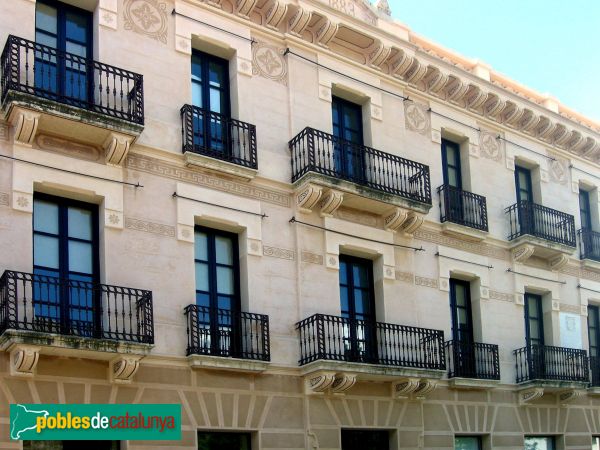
[290,127,431,205]
[579,228,600,261]
[506,200,576,247]
[296,313,445,370]
[184,305,270,361]
[514,344,589,383]
[0,270,153,343]
[438,184,488,232]
[1,35,144,124]
[591,356,600,387]
[445,340,500,380]
[181,104,257,169]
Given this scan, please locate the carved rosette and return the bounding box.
[479,130,503,162]
[10,345,41,376]
[512,244,535,263]
[404,102,430,135]
[110,356,142,383]
[252,41,288,85]
[123,0,168,44]
[519,387,544,405]
[319,190,344,217]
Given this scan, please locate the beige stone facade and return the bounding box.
[1,0,600,449]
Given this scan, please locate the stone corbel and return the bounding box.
[104,132,133,166]
[314,18,338,47]
[330,374,357,393]
[305,371,337,393]
[404,59,427,85]
[549,254,569,271]
[10,108,40,146]
[10,345,41,376]
[413,379,437,399]
[366,41,392,69]
[390,49,414,79]
[392,378,420,399]
[399,212,424,235]
[383,207,409,232]
[288,6,312,36]
[559,390,581,406]
[110,356,142,383]
[512,244,535,264]
[265,1,288,30]
[319,189,344,217]
[519,387,544,405]
[297,184,323,213]
[236,0,258,18]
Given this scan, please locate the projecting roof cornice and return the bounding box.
[187,0,600,164]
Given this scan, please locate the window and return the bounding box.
[442,139,462,189]
[515,166,533,203]
[593,436,600,450]
[450,279,473,343]
[332,96,364,180]
[33,193,99,335]
[580,189,592,230]
[35,0,92,101]
[197,432,251,450]
[194,227,240,355]
[191,50,230,153]
[341,429,389,450]
[24,441,119,450]
[589,305,600,358]
[524,294,544,347]
[339,255,376,362]
[524,436,555,450]
[455,436,481,450]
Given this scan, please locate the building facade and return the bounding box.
[1,0,600,449]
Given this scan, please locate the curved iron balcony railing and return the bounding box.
[514,344,589,383]
[438,184,488,232]
[181,104,258,169]
[184,305,270,361]
[445,340,500,380]
[0,270,154,344]
[290,127,432,205]
[578,228,600,261]
[506,200,576,247]
[296,313,445,370]
[1,35,144,124]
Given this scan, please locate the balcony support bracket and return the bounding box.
[8,107,40,146]
[392,377,421,398]
[9,344,41,377]
[413,379,437,399]
[319,189,344,217]
[518,387,544,405]
[512,243,535,264]
[304,371,357,395]
[550,254,569,271]
[104,132,134,166]
[297,183,323,214]
[110,355,143,384]
[558,389,582,406]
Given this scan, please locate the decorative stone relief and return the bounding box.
[383,207,409,232]
[105,209,124,229]
[430,129,441,144]
[110,356,142,383]
[319,84,332,102]
[301,251,324,265]
[404,102,430,135]
[99,0,118,30]
[319,190,344,217]
[330,374,357,393]
[305,371,336,393]
[540,169,549,183]
[124,0,168,44]
[297,184,323,213]
[247,239,262,256]
[414,228,510,261]
[175,35,191,55]
[10,345,40,376]
[550,254,569,271]
[327,0,377,25]
[560,303,580,314]
[468,142,479,158]
[0,122,8,141]
[438,277,449,291]
[237,57,253,77]
[489,290,514,303]
[252,42,288,85]
[374,0,391,16]
[392,378,420,398]
[401,212,424,234]
[479,130,503,162]
[11,109,40,145]
[413,380,437,399]
[177,224,194,243]
[548,158,569,185]
[263,245,295,260]
[36,135,101,162]
[515,293,525,305]
[396,271,414,284]
[415,276,438,289]
[326,253,339,270]
[370,104,382,121]
[552,300,560,311]
[512,243,535,263]
[0,192,9,207]
[125,217,176,237]
[559,390,581,405]
[104,132,133,166]
[519,387,544,405]
[12,191,33,213]
[384,265,395,280]
[506,155,515,171]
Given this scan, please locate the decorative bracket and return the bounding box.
[319,189,344,217]
[10,108,40,146]
[383,207,409,232]
[110,356,142,383]
[392,378,420,398]
[559,389,581,406]
[104,132,134,166]
[288,7,312,36]
[236,0,258,18]
[10,345,41,376]
[297,184,323,213]
[400,212,424,235]
[519,387,544,405]
[305,371,337,393]
[330,374,357,393]
[265,0,288,30]
[314,18,338,47]
[512,243,535,263]
[549,254,569,271]
[413,379,437,399]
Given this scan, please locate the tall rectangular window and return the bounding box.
[580,189,592,230]
[332,96,364,180]
[455,436,481,450]
[194,227,240,356]
[197,432,251,450]
[515,165,533,203]
[524,436,555,450]
[441,139,462,189]
[450,279,473,343]
[524,293,544,347]
[33,193,99,335]
[341,430,389,450]
[589,305,600,358]
[593,436,600,450]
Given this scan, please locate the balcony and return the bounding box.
[181,104,257,179]
[506,201,576,268]
[184,305,270,372]
[290,128,431,230]
[1,35,143,164]
[514,345,588,386]
[296,314,445,394]
[578,228,600,268]
[0,270,153,380]
[445,340,500,389]
[438,184,488,240]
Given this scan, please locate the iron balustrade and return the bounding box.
[184,305,270,361]
[290,127,431,205]
[0,270,153,344]
[591,356,600,387]
[445,340,500,380]
[578,228,600,261]
[514,344,589,383]
[296,313,445,370]
[1,35,144,125]
[181,104,258,169]
[506,200,576,247]
[438,184,488,232]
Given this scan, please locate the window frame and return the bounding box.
[441,138,462,189]
[454,435,482,450]
[341,429,389,450]
[191,49,231,117]
[588,305,600,358]
[524,293,545,347]
[579,188,592,230]
[524,436,555,450]
[515,165,533,203]
[449,278,474,343]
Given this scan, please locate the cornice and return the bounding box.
[180,0,600,168]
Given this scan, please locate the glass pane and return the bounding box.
[591,333,597,347]
[340,287,349,314]
[593,436,599,450]
[448,145,460,166]
[529,319,540,341]
[457,307,468,327]
[195,262,209,292]
[455,436,480,450]
[68,207,92,240]
[192,81,203,108]
[66,41,87,58]
[192,54,202,81]
[66,12,88,43]
[528,297,539,317]
[34,234,59,269]
[353,265,369,288]
[34,200,59,234]
[217,266,234,295]
[35,32,58,50]
[195,292,210,308]
[215,236,233,265]
[217,295,231,311]
[209,88,222,114]
[194,232,208,261]
[448,168,459,188]
[209,61,226,87]
[524,437,554,450]
[339,261,348,285]
[36,3,57,34]
[454,284,466,307]
[68,240,92,274]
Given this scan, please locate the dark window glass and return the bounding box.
[339,255,375,362]
[455,436,481,450]
[524,436,555,450]
[332,96,364,180]
[515,166,533,203]
[197,432,251,450]
[450,279,473,343]
[194,227,240,355]
[589,305,600,358]
[525,294,544,347]
[593,436,600,450]
[341,429,389,450]
[442,139,462,189]
[580,189,592,230]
